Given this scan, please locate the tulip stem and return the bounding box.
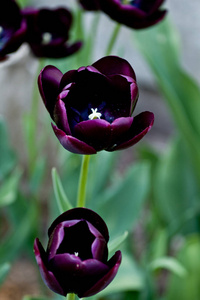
[66,293,76,300]
[77,155,90,207]
[105,23,121,56]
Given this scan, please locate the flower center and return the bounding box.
[88,108,102,120]
[41,32,52,45]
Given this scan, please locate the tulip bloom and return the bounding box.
[22,7,82,58]
[38,56,154,154]
[0,0,27,61]
[79,0,167,29]
[34,208,121,297]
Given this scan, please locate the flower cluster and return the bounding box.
[0,0,81,61]
[19,0,166,298]
[79,0,167,29]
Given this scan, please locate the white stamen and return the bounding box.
[41,32,52,45]
[0,26,3,35]
[88,108,102,120]
[74,252,79,256]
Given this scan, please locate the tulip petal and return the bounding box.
[34,238,65,296]
[48,208,109,243]
[54,99,71,134]
[82,250,122,297]
[38,65,63,117]
[50,254,109,296]
[74,119,111,151]
[109,111,154,151]
[52,123,97,154]
[109,117,133,148]
[92,56,136,79]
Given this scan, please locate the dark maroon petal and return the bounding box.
[109,111,154,151]
[50,254,109,296]
[96,0,167,29]
[59,70,77,91]
[109,117,133,148]
[74,119,111,151]
[92,56,136,79]
[30,41,82,59]
[34,238,65,296]
[48,208,109,243]
[38,66,63,117]
[52,123,97,154]
[54,99,71,135]
[82,250,122,297]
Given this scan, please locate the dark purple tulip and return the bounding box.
[0,0,27,61]
[79,0,167,29]
[22,7,82,58]
[38,55,154,154]
[34,208,122,298]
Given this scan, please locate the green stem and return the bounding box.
[105,23,121,56]
[77,155,90,207]
[66,293,76,300]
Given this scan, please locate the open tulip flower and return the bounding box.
[38,56,154,154]
[22,7,82,58]
[34,208,122,298]
[0,0,27,61]
[79,0,167,29]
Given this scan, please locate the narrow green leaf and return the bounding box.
[97,162,150,237]
[0,118,16,180]
[52,168,73,213]
[149,257,187,277]
[0,262,10,285]
[108,231,129,255]
[0,202,37,263]
[166,235,200,300]
[22,296,50,300]
[0,169,22,207]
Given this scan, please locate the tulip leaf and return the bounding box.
[0,262,10,286]
[0,202,37,264]
[133,17,200,180]
[153,138,200,235]
[108,231,129,255]
[97,161,150,237]
[0,118,16,180]
[52,168,73,213]
[166,235,200,300]
[0,169,22,207]
[149,257,187,278]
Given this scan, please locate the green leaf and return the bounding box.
[133,17,200,180]
[0,118,16,180]
[97,162,150,237]
[166,235,200,300]
[52,168,73,213]
[22,297,50,300]
[0,202,37,263]
[0,262,10,285]
[149,257,187,278]
[109,231,129,255]
[0,169,22,207]
[153,138,200,235]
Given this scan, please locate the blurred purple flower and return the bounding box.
[0,0,27,61]
[38,55,154,154]
[34,207,121,298]
[79,0,167,29]
[22,7,82,58]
